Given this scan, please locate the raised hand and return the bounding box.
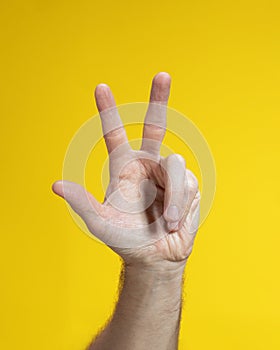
[52,72,200,268]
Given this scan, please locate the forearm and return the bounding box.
[89,261,186,350]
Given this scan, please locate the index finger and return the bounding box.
[141,72,171,154]
[95,84,131,154]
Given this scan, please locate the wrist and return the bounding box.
[124,259,186,282]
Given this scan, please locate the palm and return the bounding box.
[53,73,200,263]
[103,152,164,229]
[104,152,199,262]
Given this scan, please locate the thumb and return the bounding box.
[52,180,103,226]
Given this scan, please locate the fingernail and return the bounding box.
[166,205,179,221]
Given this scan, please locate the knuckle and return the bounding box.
[105,126,126,139]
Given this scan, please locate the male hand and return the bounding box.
[52,72,200,269]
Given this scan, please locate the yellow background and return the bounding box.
[1,1,280,349]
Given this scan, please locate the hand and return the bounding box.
[52,72,200,269]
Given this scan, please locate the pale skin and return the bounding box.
[52,72,200,350]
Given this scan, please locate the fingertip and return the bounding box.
[95,82,109,92]
[153,72,171,83]
[165,205,179,222]
[94,83,111,100]
[51,180,64,198]
[94,83,116,111]
[150,72,171,103]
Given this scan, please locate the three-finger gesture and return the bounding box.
[52,73,200,265]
